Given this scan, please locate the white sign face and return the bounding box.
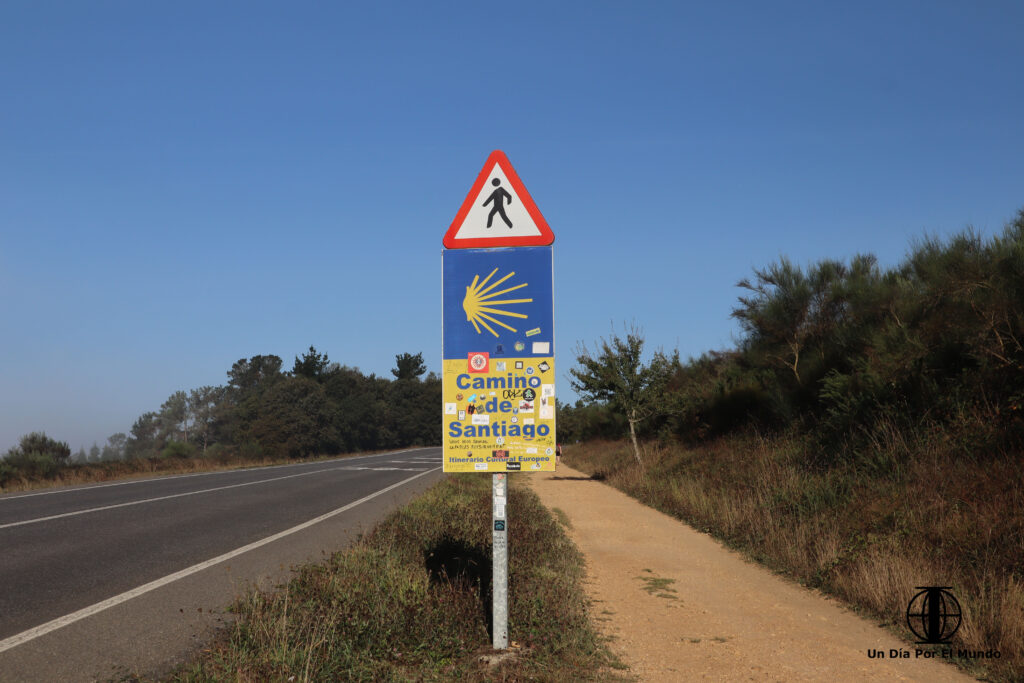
[443,150,554,250]
[449,164,544,241]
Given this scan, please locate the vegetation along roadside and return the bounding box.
[1,351,441,493]
[165,474,626,682]
[558,211,1024,682]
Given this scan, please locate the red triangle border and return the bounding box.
[443,150,555,249]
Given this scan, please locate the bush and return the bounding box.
[8,432,71,463]
[161,441,196,459]
[4,451,60,479]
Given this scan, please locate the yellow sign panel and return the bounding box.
[442,357,556,472]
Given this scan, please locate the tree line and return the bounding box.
[126,348,441,460]
[8,208,1023,483]
[563,209,1024,462]
[2,348,440,485]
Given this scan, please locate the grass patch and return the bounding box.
[166,474,625,682]
[564,435,1024,682]
[550,507,572,529]
[634,573,679,601]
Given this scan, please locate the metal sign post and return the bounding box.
[492,473,508,649]
[442,150,555,651]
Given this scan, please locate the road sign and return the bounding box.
[442,246,556,472]
[442,151,557,652]
[443,150,555,249]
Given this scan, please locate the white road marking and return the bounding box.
[0,466,441,654]
[338,467,428,472]
[0,448,436,501]
[3,465,347,529]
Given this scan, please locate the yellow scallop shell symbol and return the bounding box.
[463,268,532,337]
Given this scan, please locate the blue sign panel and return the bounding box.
[443,246,553,359]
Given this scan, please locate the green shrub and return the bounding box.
[4,451,60,479]
[160,441,196,459]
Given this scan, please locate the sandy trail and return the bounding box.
[523,464,972,682]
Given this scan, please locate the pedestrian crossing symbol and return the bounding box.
[443,150,555,249]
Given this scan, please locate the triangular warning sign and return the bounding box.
[443,150,555,249]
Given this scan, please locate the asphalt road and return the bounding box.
[0,448,445,682]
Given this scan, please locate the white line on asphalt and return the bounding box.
[2,465,351,529]
[338,467,428,472]
[0,466,441,654]
[0,448,436,501]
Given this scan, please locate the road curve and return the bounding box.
[0,448,445,682]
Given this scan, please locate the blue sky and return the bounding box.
[2,1,1022,453]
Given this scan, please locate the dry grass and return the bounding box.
[565,433,1024,681]
[166,475,627,682]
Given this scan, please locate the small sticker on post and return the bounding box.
[494,520,505,531]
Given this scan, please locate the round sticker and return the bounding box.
[545,447,553,455]
[470,353,487,371]
[526,367,534,375]
[514,341,525,352]
[523,388,536,401]
[510,415,518,423]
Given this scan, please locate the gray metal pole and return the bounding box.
[492,473,508,649]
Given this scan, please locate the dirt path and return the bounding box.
[524,464,973,682]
